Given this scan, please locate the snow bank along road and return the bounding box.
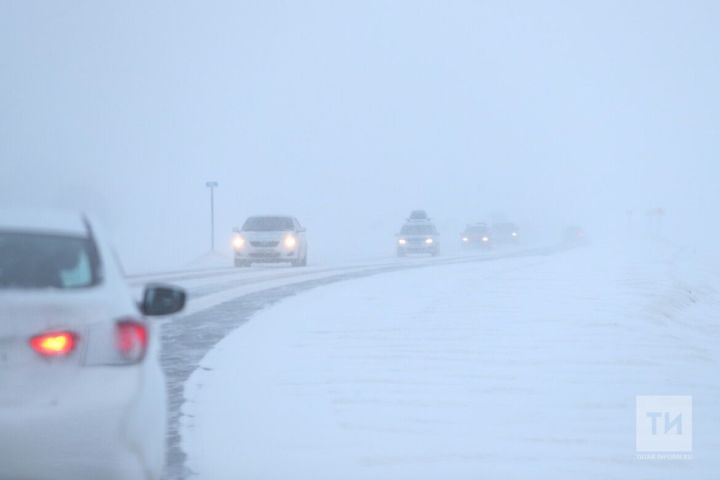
[131,246,570,479]
[179,242,720,480]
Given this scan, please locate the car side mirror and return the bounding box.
[141,284,186,316]
[297,227,306,233]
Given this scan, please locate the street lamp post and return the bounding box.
[205,181,219,252]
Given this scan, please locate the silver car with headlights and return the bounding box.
[232,215,308,267]
[396,221,439,257]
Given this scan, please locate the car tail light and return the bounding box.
[30,331,77,357]
[116,319,148,363]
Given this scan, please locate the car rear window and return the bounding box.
[0,232,100,289]
[242,217,294,232]
[401,224,436,235]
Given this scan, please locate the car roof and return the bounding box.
[405,218,434,224]
[246,215,295,220]
[0,208,88,236]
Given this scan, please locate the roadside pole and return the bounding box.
[206,181,219,252]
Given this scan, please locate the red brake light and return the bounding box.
[30,331,76,357]
[116,320,148,362]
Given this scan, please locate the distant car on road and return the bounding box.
[233,215,308,267]
[0,209,186,480]
[492,222,520,244]
[565,225,587,243]
[461,223,492,249]
[397,220,439,257]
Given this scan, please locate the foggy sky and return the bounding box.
[2,1,718,271]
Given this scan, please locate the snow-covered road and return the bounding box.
[178,241,720,479]
[152,245,569,479]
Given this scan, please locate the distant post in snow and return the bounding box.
[206,181,219,252]
[645,207,665,237]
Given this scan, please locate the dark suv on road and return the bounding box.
[492,222,520,244]
[461,223,492,249]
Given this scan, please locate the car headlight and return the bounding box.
[425,238,433,244]
[482,236,489,242]
[462,237,469,242]
[284,235,297,249]
[232,235,246,250]
[398,238,407,245]
[511,232,518,237]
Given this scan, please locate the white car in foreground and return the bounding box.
[0,210,186,480]
[232,215,308,267]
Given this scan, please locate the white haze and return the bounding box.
[1,1,718,272]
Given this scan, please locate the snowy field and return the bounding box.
[181,241,720,479]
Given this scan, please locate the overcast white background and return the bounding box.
[1,1,718,272]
